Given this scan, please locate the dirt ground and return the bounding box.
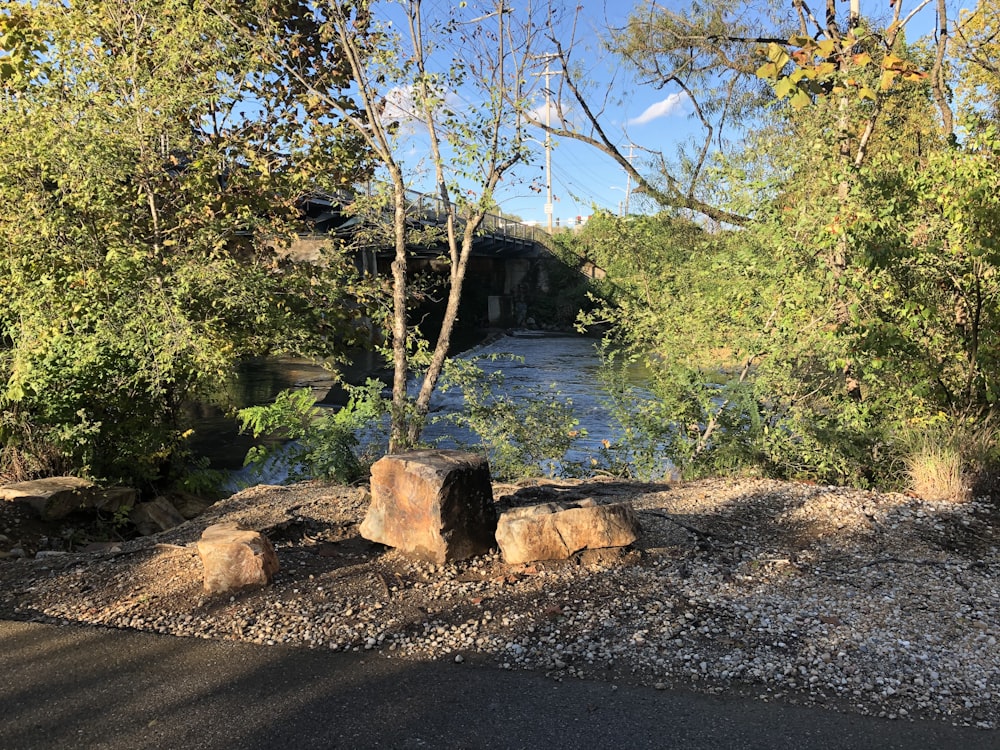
[2,476,999,728]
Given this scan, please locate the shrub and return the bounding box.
[238,380,388,485]
[902,416,999,502]
[437,355,584,481]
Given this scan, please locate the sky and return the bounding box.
[495,2,694,227]
[383,0,700,227]
[387,0,948,229]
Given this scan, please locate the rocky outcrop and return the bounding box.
[197,522,279,595]
[359,450,497,564]
[495,499,639,564]
[0,477,136,521]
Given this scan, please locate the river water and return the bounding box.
[420,333,615,463]
[218,332,665,486]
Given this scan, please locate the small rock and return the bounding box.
[197,522,279,595]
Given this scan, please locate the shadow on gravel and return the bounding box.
[4,478,999,743]
[495,480,673,510]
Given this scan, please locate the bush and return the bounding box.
[238,380,388,485]
[437,355,584,481]
[902,416,1000,502]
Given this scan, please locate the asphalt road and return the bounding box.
[2,619,997,750]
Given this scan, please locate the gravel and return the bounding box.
[1,477,998,730]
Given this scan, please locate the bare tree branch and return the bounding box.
[930,0,955,138]
[530,42,749,225]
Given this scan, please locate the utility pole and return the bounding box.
[623,143,635,217]
[545,63,553,233]
[532,54,560,233]
[542,57,554,233]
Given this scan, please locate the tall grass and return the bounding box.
[903,416,998,502]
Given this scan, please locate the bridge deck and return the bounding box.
[300,190,554,259]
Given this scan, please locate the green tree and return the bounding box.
[558,1,1000,490]
[0,0,369,486]
[221,0,545,452]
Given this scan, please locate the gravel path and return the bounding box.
[1,477,998,731]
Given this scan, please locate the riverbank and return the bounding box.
[1,476,998,731]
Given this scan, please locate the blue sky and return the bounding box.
[384,0,948,228]
[491,1,693,226]
[473,0,948,227]
[380,0,692,227]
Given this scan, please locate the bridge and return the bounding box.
[278,191,604,327]
[298,189,556,259]
[281,189,603,327]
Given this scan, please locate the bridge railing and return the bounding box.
[334,185,601,277]
[402,189,553,249]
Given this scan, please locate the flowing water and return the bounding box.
[420,333,617,464]
[216,332,664,486]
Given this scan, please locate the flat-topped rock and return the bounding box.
[495,499,640,564]
[360,450,497,564]
[0,477,136,520]
[130,496,188,536]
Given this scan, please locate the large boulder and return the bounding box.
[197,522,279,595]
[0,477,136,521]
[495,499,640,565]
[359,450,497,564]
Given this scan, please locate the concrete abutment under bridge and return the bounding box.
[281,235,575,329]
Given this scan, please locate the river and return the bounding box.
[211,332,666,486]
[420,333,616,464]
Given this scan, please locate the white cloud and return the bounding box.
[379,85,462,138]
[529,101,561,125]
[627,93,689,126]
[381,86,420,123]
[526,102,578,128]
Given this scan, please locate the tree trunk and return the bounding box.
[405,221,480,446]
[388,171,411,453]
[832,0,863,401]
[930,0,954,140]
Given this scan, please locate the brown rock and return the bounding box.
[359,450,497,564]
[130,496,187,535]
[92,487,138,515]
[495,499,640,565]
[197,522,279,595]
[0,477,136,520]
[169,491,214,520]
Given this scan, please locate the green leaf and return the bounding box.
[756,61,779,80]
[765,42,788,66]
[816,39,837,57]
[879,70,898,90]
[789,89,811,109]
[774,77,795,99]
